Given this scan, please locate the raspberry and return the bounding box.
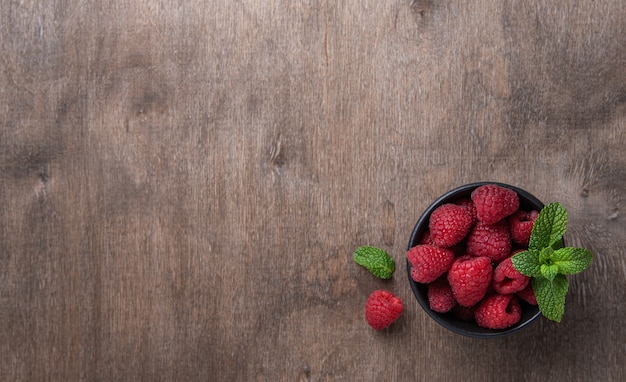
[429,203,473,247]
[365,290,403,330]
[406,245,455,284]
[466,221,512,262]
[492,256,530,294]
[474,294,522,329]
[447,255,493,307]
[517,282,537,305]
[454,197,478,225]
[471,184,519,224]
[508,210,539,245]
[427,277,456,313]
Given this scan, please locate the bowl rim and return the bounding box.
[406,181,544,338]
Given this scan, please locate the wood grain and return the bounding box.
[1,0,624,381]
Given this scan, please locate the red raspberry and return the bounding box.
[471,184,520,224]
[427,278,456,313]
[429,203,473,247]
[517,282,537,305]
[447,255,493,307]
[407,245,455,284]
[466,221,512,262]
[365,290,403,330]
[508,210,539,245]
[474,294,522,329]
[492,256,530,294]
[454,197,478,225]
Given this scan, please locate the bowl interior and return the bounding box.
[407,182,543,338]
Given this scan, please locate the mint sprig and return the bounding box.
[511,202,593,322]
[353,246,395,279]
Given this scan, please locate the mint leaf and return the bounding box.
[540,264,559,281]
[529,203,568,251]
[353,246,395,279]
[539,247,554,264]
[533,274,569,322]
[511,250,542,277]
[551,247,593,275]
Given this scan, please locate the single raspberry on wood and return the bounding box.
[508,210,539,245]
[365,290,403,330]
[447,255,493,307]
[471,184,520,224]
[492,256,530,294]
[474,294,522,329]
[428,203,473,247]
[466,220,512,262]
[407,245,455,284]
[427,277,456,313]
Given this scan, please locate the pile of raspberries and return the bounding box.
[406,184,539,330]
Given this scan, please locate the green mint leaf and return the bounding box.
[551,247,593,275]
[353,246,395,279]
[539,247,554,264]
[533,274,569,322]
[540,264,559,281]
[511,250,542,277]
[529,202,568,251]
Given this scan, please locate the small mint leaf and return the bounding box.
[533,274,569,322]
[539,247,554,264]
[353,246,395,279]
[552,247,593,275]
[540,263,559,281]
[529,203,568,251]
[511,250,542,277]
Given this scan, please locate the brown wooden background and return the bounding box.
[1,0,624,381]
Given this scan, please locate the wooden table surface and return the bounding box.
[1,1,625,381]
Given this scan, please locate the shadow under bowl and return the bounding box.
[407,182,543,338]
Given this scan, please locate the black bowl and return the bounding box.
[406,182,543,338]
